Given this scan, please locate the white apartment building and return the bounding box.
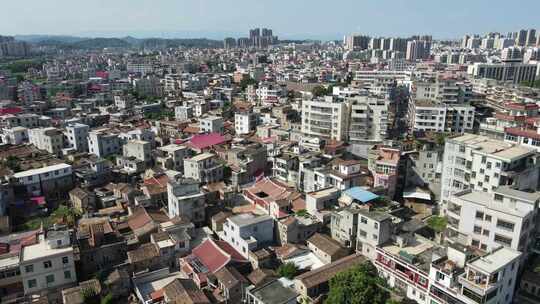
[468,62,537,84]
[413,76,472,104]
[88,129,121,158]
[348,95,390,143]
[12,163,73,197]
[235,111,259,135]
[156,144,189,172]
[219,213,274,258]
[1,126,28,145]
[184,153,224,184]
[301,96,350,141]
[175,106,193,121]
[447,187,540,257]
[123,140,152,164]
[126,62,153,75]
[119,128,155,146]
[167,178,205,225]
[64,123,89,152]
[114,95,133,110]
[440,134,540,208]
[28,127,64,156]
[199,115,224,134]
[409,99,475,133]
[20,230,77,297]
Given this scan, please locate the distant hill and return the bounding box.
[24,35,223,49]
[71,38,131,49]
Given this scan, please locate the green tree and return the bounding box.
[277,262,299,279]
[3,155,21,172]
[100,293,114,304]
[311,85,328,97]
[427,216,447,233]
[51,205,81,227]
[325,262,389,304]
[240,77,257,91]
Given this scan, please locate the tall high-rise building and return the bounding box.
[516,29,528,46]
[526,28,537,46]
[406,40,431,61]
[343,35,370,51]
[223,37,237,49]
[461,35,470,48]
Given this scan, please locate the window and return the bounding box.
[46,274,55,284]
[360,217,367,224]
[496,220,515,232]
[485,215,492,222]
[43,261,52,268]
[28,279,37,288]
[483,229,490,236]
[474,226,482,234]
[62,257,69,264]
[494,234,512,246]
[25,265,33,273]
[475,211,484,219]
[494,194,503,201]
[64,271,71,279]
[374,222,378,229]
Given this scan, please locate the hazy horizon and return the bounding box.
[2,0,540,40]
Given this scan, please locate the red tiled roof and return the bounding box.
[188,133,227,150]
[0,107,22,116]
[191,239,246,274]
[505,127,540,140]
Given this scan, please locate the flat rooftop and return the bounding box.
[21,240,73,262]
[454,190,533,217]
[450,134,534,161]
[188,152,215,162]
[14,163,71,178]
[229,213,272,227]
[469,247,521,274]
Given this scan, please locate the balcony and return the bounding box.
[458,270,498,297]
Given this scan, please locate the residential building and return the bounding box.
[301,96,350,141]
[184,152,224,184]
[20,230,77,298]
[123,140,152,165]
[28,127,64,156]
[199,115,224,134]
[446,186,540,257]
[408,99,475,133]
[12,163,73,198]
[219,213,274,258]
[440,134,540,209]
[64,123,89,152]
[155,144,189,172]
[468,61,537,84]
[306,233,349,264]
[235,111,259,135]
[167,178,205,225]
[88,129,121,158]
[246,278,298,304]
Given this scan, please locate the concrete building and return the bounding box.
[301,96,350,141]
[88,129,121,158]
[64,123,89,152]
[468,62,537,84]
[167,178,205,225]
[184,153,224,184]
[406,40,431,61]
[199,115,224,134]
[156,144,189,172]
[219,213,274,258]
[408,99,475,133]
[235,111,259,135]
[13,163,73,198]
[440,134,540,209]
[123,140,152,165]
[20,230,77,298]
[446,186,540,257]
[28,127,64,156]
[1,126,28,145]
[175,106,193,121]
[347,95,391,143]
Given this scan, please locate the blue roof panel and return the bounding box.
[344,187,379,203]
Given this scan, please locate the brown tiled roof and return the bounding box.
[127,243,159,264]
[247,268,277,287]
[163,278,210,304]
[214,266,247,289]
[307,233,346,256]
[295,254,366,289]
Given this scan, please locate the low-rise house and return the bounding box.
[294,254,366,302]
[76,217,127,279]
[12,163,73,199]
[212,266,248,303]
[69,187,96,214]
[219,213,274,259]
[127,243,163,274]
[20,229,77,301]
[184,152,224,184]
[246,278,298,304]
[60,279,101,304]
[306,233,349,264]
[277,215,321,245]
[167,178,206,226]
[179,238,248,288]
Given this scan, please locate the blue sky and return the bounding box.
[2,0,539,40]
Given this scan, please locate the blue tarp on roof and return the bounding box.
[344,187,379,203]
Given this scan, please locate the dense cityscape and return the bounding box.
[1,19,540,304]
